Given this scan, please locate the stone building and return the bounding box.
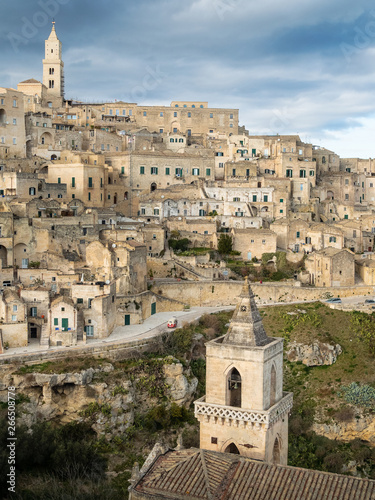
[0,87,27,159]
[305,247,355,287]
[194,280,292,464]
[231,228,277,260]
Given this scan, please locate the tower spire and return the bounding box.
[222,278,270,347]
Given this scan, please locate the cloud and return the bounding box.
[1,0,375,156]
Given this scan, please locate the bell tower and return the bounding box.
[194,279,293,465]
[43,21,64,107]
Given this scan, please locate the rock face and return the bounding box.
[164,361,198,405]
[313,414,375,444]
[287,341,342,366]
[0,359,198,437]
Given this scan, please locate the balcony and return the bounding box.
[194,392,293,429]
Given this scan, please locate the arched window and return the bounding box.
[270,365,276,407]
[224,443,240,455]
[322,156,326,164]
[227,368,242,407]
[124,191,128,200]
[272,438,281,464]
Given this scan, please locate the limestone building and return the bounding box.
[194,280,293,465]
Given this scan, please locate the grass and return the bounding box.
[15,357,113,375]
[261,302,375,422]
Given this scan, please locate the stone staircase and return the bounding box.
[39,323,50,348]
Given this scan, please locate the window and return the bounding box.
[88,192,91,201]
[345,194,349,200]
[13,305,17,312]
[13,119,16,125]
[57,177,61,184]
[280,209,283,213]
[173,128,177,133]
[88,177,93,187]
[188,112,191,117]
[159,128,163,133]
[143,111,147,116]
[108,195,111,200]
[230,114,233,119]
[141,208,145,215]
[252,195,257,202]
[13,99,17,107]
[219,162,224,168]
[72,177,75,187]
[29,187,36,195]
[54,318,58,326]
[286,169,293,177]
[299,170,306,178]
[296,231,300,238]
[13,138,17,145]
[174,112,177,117]
[165,167,170,175]
[140,166,145,174]
[121,166,125,175]
[12,315,17,322]
[30,307,37,317]
[232,169,236,176]
[151,167,158,175]
[210,113,213,118]
[230,124,233,128]
[85,325,94,337]
[264,195,268,202]
[192,168,200,176]
[309,170,315,176]
[262,240,266,244]
[154,209,159,215]
[280,199,284,203]
[175,168,183,177]
[329,236,336,243]
[206,168,211,176]
[179,138,184,143]
[299,149,303,155]
[160,112,163,117]
[170,138,175,143]
[77,298,83,304]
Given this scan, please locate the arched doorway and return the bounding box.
[270,365,276,407]
[0,245,7,267]
[14,243,28,268]
[327,190,334,200]
[51,154,57,160]
[40,132,53,146]
[224,443,240,455]
[272,437,281,464]
[227,367,242,408]
[150,183,157,192]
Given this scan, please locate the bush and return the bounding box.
[338,382,375,409]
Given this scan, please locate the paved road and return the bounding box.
[2,295,372,360]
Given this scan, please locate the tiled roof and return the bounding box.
[133,448,375,500]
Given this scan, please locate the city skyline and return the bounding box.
[1,0,375,157]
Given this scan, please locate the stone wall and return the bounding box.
[153,281,374,307]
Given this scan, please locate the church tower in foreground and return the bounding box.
[194,279,293,465]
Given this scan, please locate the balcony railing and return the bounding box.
[194,392,293,429]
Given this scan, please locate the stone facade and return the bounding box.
[195,281,292,465]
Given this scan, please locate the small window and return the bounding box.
[143,111,147,116]
[13,305,18,312]
[12,315,17,322]
[54,318,58,326]
[140,166,145,175]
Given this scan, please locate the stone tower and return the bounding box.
[42,22,64,107]
[194,279,293,465]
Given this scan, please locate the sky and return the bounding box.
[1,0,375,158]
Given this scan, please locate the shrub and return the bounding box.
[338,383,375,409]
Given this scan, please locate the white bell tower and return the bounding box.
[43,21,64,107]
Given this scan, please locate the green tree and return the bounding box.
[218,234,233,255]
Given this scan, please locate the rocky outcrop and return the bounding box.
[163,359,198,405]
[313,414,375,444]
[287,341,342,366]
[0,359,198,436]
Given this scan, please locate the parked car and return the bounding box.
[325,298,342,303]
[365,299,375,304]
[167,317,178,328]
